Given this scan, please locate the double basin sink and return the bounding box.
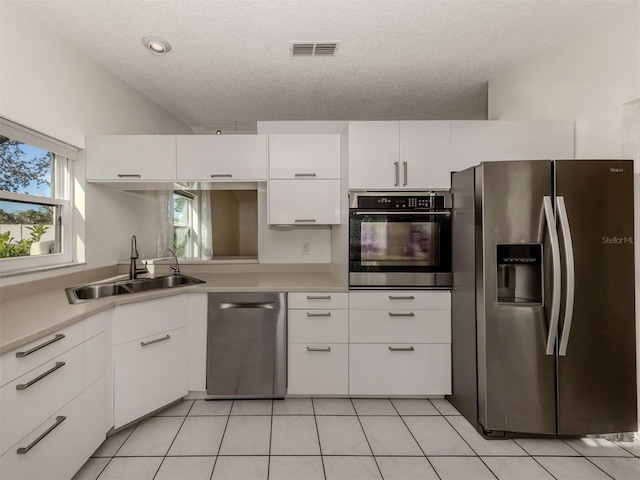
[65,274,205,304]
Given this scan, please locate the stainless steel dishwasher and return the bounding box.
[206,292,286,398]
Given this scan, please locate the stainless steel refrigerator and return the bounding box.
[449,159,636,437]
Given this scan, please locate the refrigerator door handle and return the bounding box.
[556,196,575,356]
[542,196,561,355]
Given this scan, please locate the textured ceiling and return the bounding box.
[11,0,634,133]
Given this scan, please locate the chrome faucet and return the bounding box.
[129,235,148,280]
[166,248,180,275]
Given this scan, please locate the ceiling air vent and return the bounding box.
[290,42,340,56]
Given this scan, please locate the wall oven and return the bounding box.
[349,191,452,289]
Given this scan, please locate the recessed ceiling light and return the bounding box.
[142,36,172,55]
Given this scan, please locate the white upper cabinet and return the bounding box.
[177,135,267,181]
[450,121,575,172]
[348,121,400,190]
[267,133,342,225]
[348,121,451,190]
[86,135,176,181]
[268,179,341,225]
[399,121,451,189]
[268,134,341,179]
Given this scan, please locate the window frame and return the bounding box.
[0,118,77,275]
[173,190,196,258]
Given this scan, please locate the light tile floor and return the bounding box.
[73,398,640,480]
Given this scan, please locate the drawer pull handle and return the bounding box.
[389,295,415,300]
[307,312,332,317]
[141,335,171,347]
[17,416,66,454]
[16,334,65,358]
[211,174,233,178]
[307,346,331,352]
[388,346,415,352]
[294,219,317,223]
[117,174,142,178]
[306,295,331,300]
[294,173,317,177]
[16,361,66,391]
[388,312,415,317]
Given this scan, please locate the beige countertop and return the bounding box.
[0,272,347,355]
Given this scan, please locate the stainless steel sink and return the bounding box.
[65,275,205,304]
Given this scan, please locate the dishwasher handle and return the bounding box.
[219,302,276,310]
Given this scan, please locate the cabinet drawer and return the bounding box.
[113,294,188,345]
[287,344,348,395]
[0,311,105,387]
[0,340,87,456]
[288,310,349,344]
[0,377,107,480]
[114,326,188,428]
[350,309,450,343]
[349,291,450,310]
[288,292,348,310]
[349,344,451,395]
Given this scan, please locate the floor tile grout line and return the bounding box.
[581,456,617,480]
[349,397,385,479]
[391,399,443,480]
[441,414,482,458]
[266,399,274,480]
[529,456,561,480]
[311,398,328,480]
[210,400,234,480]
[152,400,194,479]
[94,421,139,479]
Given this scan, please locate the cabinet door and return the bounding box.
[348,121,400,189]
[350,344,451,395]
[450,121,574,172]
[113,327,188,428]
[269,134,341,179]
[177,135,267,181]
[86,135,176,181]
[268,179,340,225]
[287,344,348,395]
[400,121,451,189]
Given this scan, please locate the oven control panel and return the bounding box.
[352,193,449,210]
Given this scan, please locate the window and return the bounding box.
[0,119,77,274]
[173,191,194,258]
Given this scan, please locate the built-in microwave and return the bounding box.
[349,191,452,289]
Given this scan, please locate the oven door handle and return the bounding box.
[354,211,451,215]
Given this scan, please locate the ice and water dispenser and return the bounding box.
[496,244,543,305]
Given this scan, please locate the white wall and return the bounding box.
[0,2,191,286]
[488,2,639,160]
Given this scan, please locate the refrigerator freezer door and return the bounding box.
[555,160,637,435]
[477,161,557,435]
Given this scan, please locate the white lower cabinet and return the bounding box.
[287,292,348,395]
[288,344,348,395]
[350,344,451,395]
[0,312,107,480]
[348,291,451,396]
[113,295,188,428]
[0,377,106,480]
